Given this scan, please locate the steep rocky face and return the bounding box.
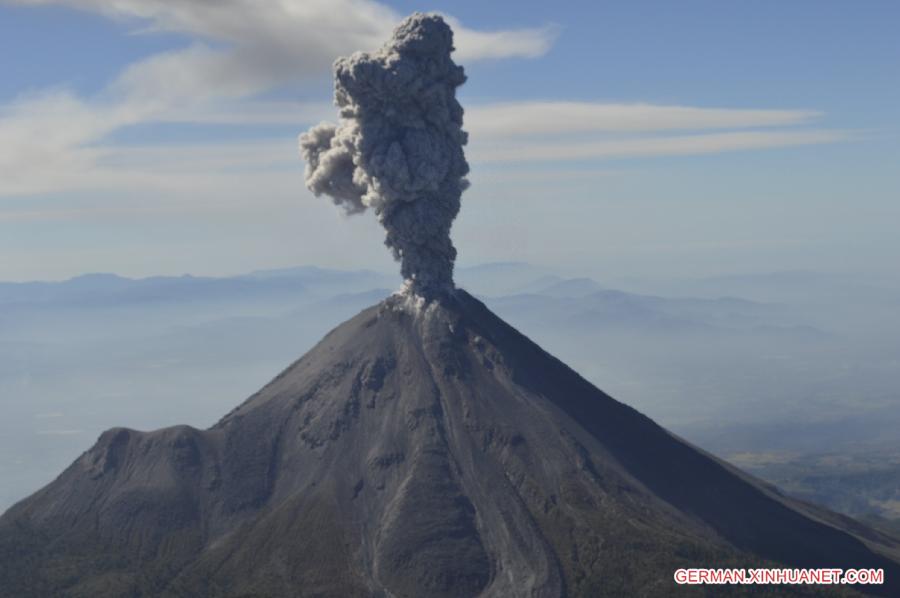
[2,291,899,597]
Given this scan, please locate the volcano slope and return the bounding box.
[1,291,898,597]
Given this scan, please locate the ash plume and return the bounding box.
[299,13,469,298]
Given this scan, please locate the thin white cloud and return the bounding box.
[470,129,853,163]
[464,102,822,136]
[446,17,560,61]
[0,91,124,196]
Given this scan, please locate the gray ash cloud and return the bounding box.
[299,13,469,298]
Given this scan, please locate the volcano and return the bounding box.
[1,291,899,597]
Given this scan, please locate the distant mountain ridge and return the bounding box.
[0,267,395,308]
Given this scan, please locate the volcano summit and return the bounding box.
[2,12,899,598]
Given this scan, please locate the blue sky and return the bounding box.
[1,0,898,282]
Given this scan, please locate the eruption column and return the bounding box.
[300,13,469,298]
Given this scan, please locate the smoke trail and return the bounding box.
[299,13,469,297]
